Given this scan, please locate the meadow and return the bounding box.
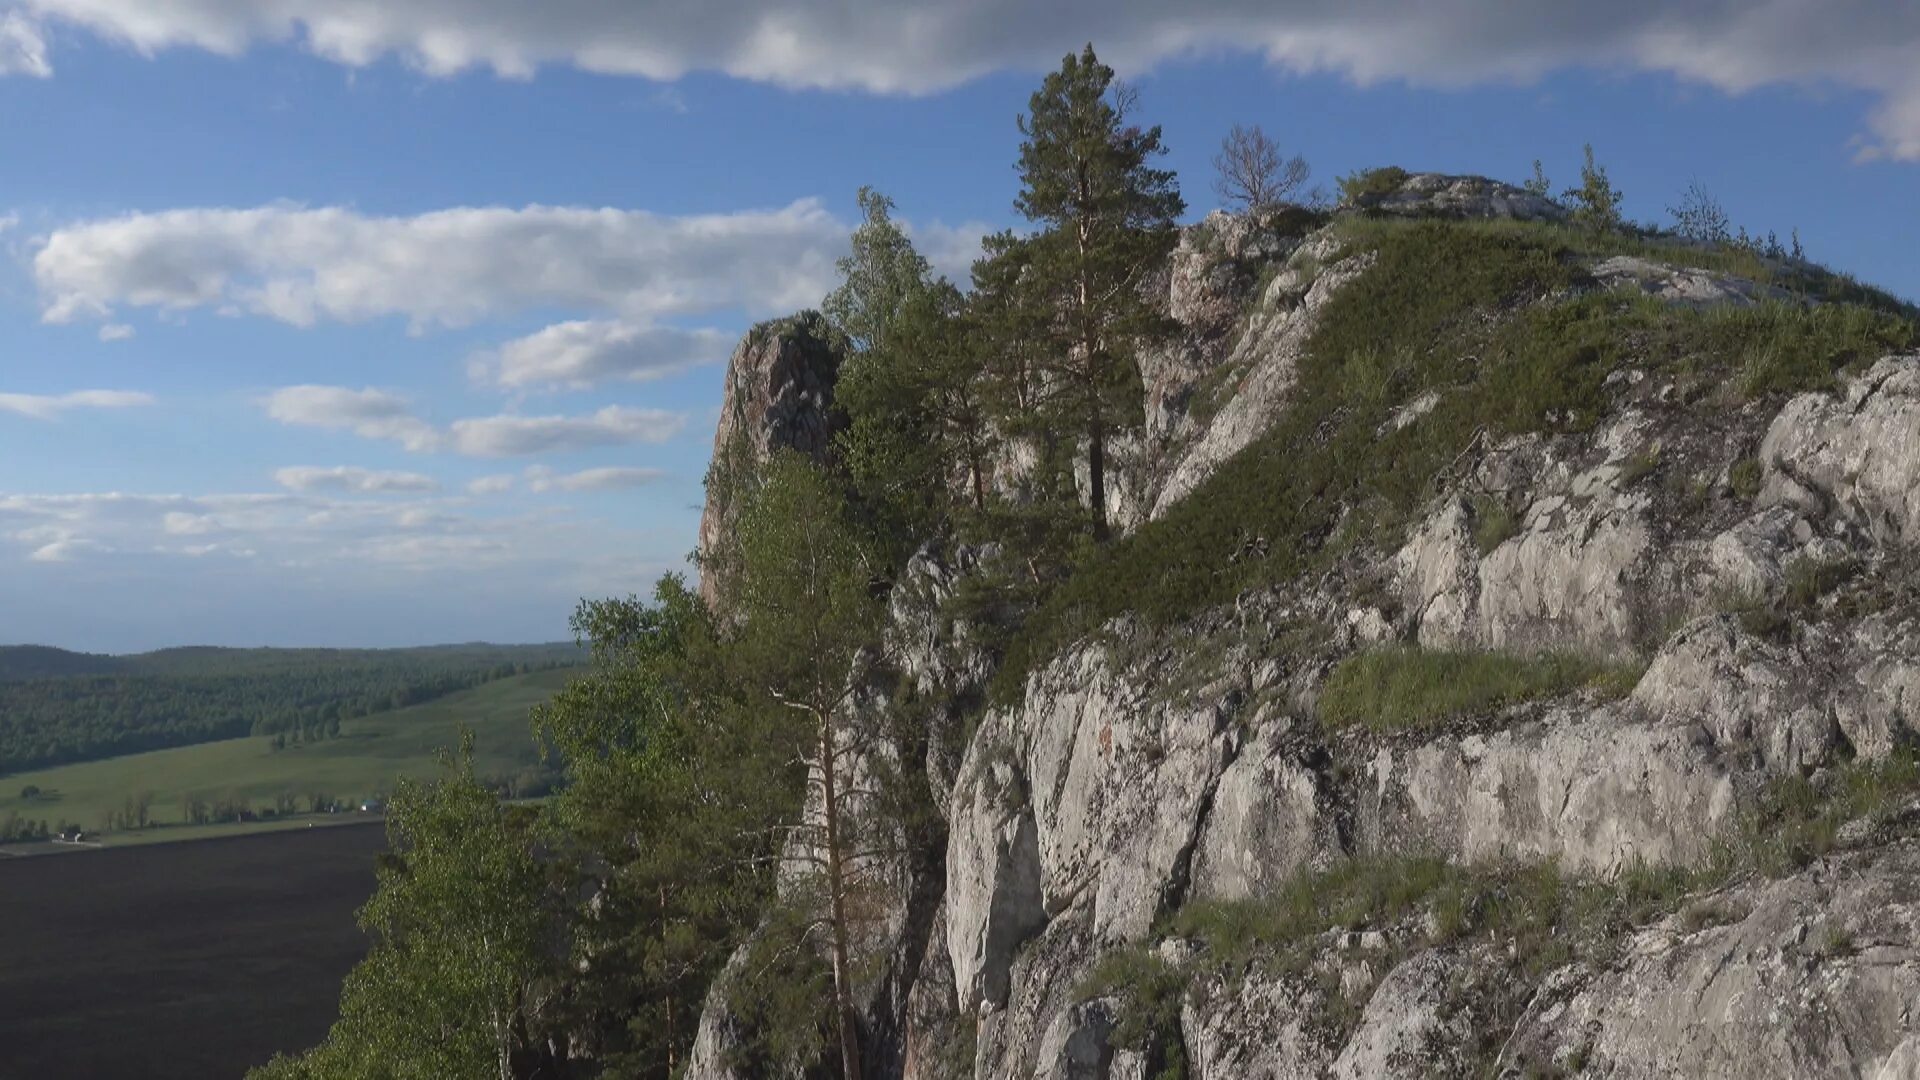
[0,667,571,843]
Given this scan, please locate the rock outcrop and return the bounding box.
[696,311,845,608]
[686,174,1920,1080]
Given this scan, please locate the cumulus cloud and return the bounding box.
[273,465,440,494]
[524,465,666,493]
[34,200,844,329]
[261,384,687,458]
[262,385,440,451]
[6,2,1919,159]
[0,11,48,77]
[0,388,153,419]
[97,323,135,341]
[0,490,530,570]
[449,406,685,457]
[467,473,516,495]
[476,319,731,390]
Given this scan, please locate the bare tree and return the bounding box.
[1213,124,1310,212]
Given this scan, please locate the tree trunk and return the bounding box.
[1087,404,1108,542]
[819,719,863,1080]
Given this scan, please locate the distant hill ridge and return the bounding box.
[0,642,582,682]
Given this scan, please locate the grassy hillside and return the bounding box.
[0,642,583,773]
[0,668,571,842]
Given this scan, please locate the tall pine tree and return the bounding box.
[1014,45,1184,540]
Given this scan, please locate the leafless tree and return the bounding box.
[1213,124,1311,212]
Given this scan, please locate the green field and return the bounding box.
[0,668,572,842]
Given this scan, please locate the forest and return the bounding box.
[0,643,582,774]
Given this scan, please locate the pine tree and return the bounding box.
[1563,144,1624,235]
[1014,44,1184,540]
[733,451,889,1080]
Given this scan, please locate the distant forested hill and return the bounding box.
[0,643,583,774]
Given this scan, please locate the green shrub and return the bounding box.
[1618,445,1662,486]
[1469,494,1519,555]
[1729,458,1763,501]
[1317,648,1634,733]
[1337,166,1410,205]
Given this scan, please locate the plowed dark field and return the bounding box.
[0,823,385,1080]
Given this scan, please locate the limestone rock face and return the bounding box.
[1591,254,1793,308]
[1502,840,1920,1078]
[1148,232,1371,521]
[1343,172,1567,222]
[1359,702,1740,875]
[1761,355,1920,548]
[695,312,844,608]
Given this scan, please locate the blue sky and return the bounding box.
[0,2,1914,652]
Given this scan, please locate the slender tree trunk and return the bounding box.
[1087,403,1108,542]
[662,882,676,1075]
[819,717,863,1080]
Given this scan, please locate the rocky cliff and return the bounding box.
[692,173,1920,1078]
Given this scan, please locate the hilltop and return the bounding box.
[251,55,1920,1080]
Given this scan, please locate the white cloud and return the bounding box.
[0,388,153,419]
[7,2,1920,158]
[475,319,731,390]
[261,385,688,458]
[97,323,135,341]
[35,200,844,329]
[449,406,685,457]
[467,473,516,495]
[524,465,666,492]
[273,465,440,493]
[0,11,48,77]
[29,537,106,562]
[0,489,549,571]
[262,385,440,451]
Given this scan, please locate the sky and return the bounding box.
[0,2,1914,653]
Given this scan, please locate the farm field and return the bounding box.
[0,822,387,1080]
[0,668,572,842]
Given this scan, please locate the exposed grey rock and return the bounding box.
[1017,643,1239,941]
[1183,963,1334,1079]
[1761,355,1920,547]
[946,711,1046,1012]
[696,312,845,609]
[1331,951,1472,1079]
[1633,615,1838,774]
[975,905,1102,1080]
[1190,725,1344,902]
[1360,703,1740,874]
[1150,233,1371,520]
[1032,997,1119,1080]
[1343,172,1567,222]
[1502,840,1920,1078]
[685,945,791,1080]
[1591,254,1794,309]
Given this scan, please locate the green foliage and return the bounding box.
[989,216,1916,702]
[1336,165,1409,205]
[1562,144,1624,235]
[723,901,838,1075]
[1077,950,1189,1080]
[0,670,570,838]
[1523,160,1551,197]
[1469,493,1519,555]
[250,739,557,1080]
[824,187,934,356]
[0,643,578,775]
[1668,180,1731,244]
[1618,444,1662,486]
[1317,648,1637,733]
[1729,458,1764,501]
[1015,43,1185,539]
